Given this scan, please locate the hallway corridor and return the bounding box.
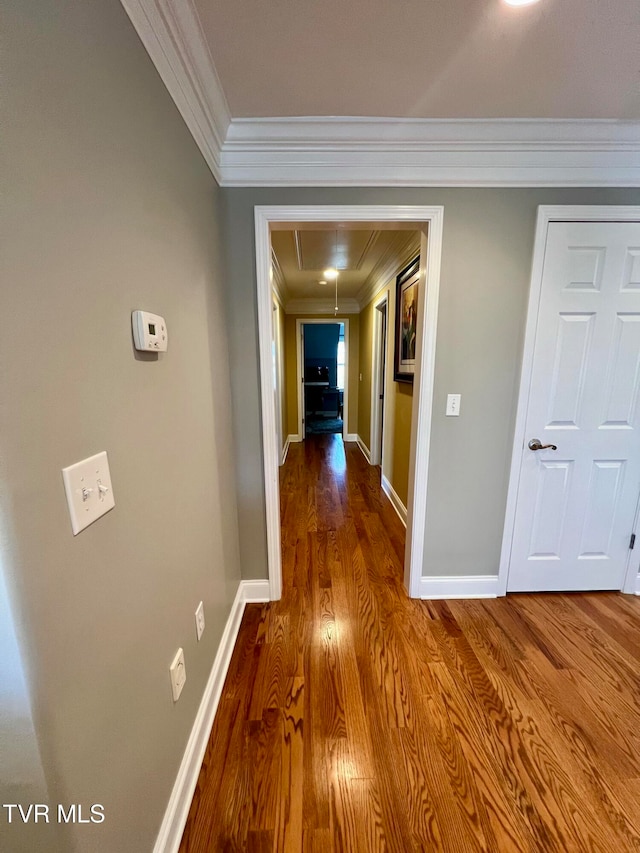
[180,436,640,852]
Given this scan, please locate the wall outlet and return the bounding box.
[195,601,205,641]
[169,648,186,702]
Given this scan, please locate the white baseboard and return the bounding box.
[153,579,269,853]
[241,578,271,602]
[419,575,500,600]
[288,433,302,443]
[381,474,407,527]
[281,437,290,464]
[356,436,371,463]
[344,432,358,442]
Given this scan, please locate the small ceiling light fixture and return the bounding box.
[323,268,339,280]
[503,0,541,6]
[318,279,327,286]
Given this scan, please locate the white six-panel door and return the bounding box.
[507,221,640,592]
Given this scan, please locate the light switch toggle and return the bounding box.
[81,488,93,502]
[97,481,109,499]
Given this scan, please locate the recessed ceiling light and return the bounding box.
[318,280,327,286]
[504,0,540,6]
[324,268,338,280]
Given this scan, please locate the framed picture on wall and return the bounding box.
[394,256,420,383]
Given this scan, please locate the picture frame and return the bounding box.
[394,256,420,383]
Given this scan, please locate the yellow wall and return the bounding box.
[357,251,420,509]
[284,314,359,437]
[386,382,413,508]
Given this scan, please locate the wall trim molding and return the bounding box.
[120,0,230,183]
[381,474,407,527]
[113,8,640,187]
[344,433,358,443]
[419,575,500,599]
[281,436,291,465]
[223,118,640,187]
[285,298,360,315]
[240,579,271,603]
[153,578,266,853]
[356,436,371,463]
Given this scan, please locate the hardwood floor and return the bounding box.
[180,435,640,852]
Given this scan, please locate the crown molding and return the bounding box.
[285,298,360,315]
[120,0,230,182]
[121,1,640,188]
[222,117,640,187]
[357,232,421,308]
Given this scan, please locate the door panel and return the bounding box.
[507,221,640,592]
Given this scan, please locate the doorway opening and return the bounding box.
[370,295,388,466]
[256,206,444,600]
[299,321,347,438]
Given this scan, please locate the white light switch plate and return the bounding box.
[446,394,461,416]
[62,451,115,535]
[169,648,186,702]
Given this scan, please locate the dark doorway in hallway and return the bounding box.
[303,323,344,437]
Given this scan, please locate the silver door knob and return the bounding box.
[528,438,557,451]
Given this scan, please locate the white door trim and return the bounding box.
[370,294,388,467]
[498,205,640,596]
[255,206,444,601]
[296,318,350,440]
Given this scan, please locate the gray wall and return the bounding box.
[222,187,639,580]
[3,1,241,851]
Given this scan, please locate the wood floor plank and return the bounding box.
[179,435,640,853]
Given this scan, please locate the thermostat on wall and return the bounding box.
[132,310,168,352]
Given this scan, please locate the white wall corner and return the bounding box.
[419,575,501,599]
[356,436,371,463]
[152,580,246,853]
[119,0,231,182]
[381,474,407,527]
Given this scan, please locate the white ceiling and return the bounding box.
[194,0,639,120]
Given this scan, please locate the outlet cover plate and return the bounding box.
[195,601,205,641]
[169,648,186,702]
[62,451,115,535]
